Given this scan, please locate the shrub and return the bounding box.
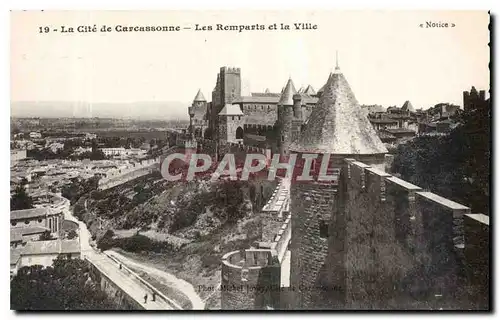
[67,230,78,240]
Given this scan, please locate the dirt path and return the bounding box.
[105,250,205,310]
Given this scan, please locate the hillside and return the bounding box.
[72,171,277,309]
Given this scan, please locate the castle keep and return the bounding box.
[187,66,319,151]
[183,64,489,310]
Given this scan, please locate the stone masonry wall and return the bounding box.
[464,214,489,308]
[290,181,336,309]
[87,258,142,310]
[318,159,474,309]
[221,249,281,310]
[277,105,294,156]
[242,103,278,126]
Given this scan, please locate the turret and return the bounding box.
[277,78,297,157]
[188,106,195,135]
[293,93,302,119]
[289,60,388,309]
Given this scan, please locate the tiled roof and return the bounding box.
[304,85,316,95]
[11,207,53,221]
[23,239,80,255]
[378,130,397,140]
[193,89,206,102]
[301,95,319,104]
[11,248,23,265]
[385,128,416,134]
[250,92,281,98]
[235,96,280,104]
[401,100,415,112]
[317,73,333,93]
[279,78,298,106]
[369,118,399,124]
[218,103,244,116]
[290,68,388,155]
[235,94,317,105]
[19,226,50,235]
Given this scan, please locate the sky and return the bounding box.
[11,10,490,112]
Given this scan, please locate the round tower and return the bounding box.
[188,106,195,135]
[277,78,297,157]
[288,65,388,309]
[221,249,281,310]
[293,93,302,120]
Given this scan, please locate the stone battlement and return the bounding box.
[221,249,281,310]
[270,214,292,264]
[221,66,241,74]
[344,158,470,250]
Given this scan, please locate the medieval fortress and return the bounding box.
[185,64,489,309]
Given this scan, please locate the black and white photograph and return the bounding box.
[9,9,491,311]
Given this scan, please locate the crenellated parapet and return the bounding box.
[221,249,281,310]
[338,158,486,308]
[270,214,292,264]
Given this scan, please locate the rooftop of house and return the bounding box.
[11,207,55,221]
[10,247,23,265]
[22,239,81,255]
[384,128,417,134]
[369,118,399,124]
[378,130,397,140]
[234,92,318,105]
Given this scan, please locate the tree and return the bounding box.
[38,230,55,241]
[10,185,34,211]
[11,256,115,310]
[392,99,490,215]
[67,230,78,240]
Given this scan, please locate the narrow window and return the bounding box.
[319,220,329,238]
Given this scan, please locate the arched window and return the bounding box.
[236,127,244,139]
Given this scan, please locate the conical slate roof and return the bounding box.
[316,73,333,94]
[401,100,414,112]
[194,89,206,102]
[264,88,270,93]
[278,78,297,106]
[290,68,388,155]
[304,85,316,95]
